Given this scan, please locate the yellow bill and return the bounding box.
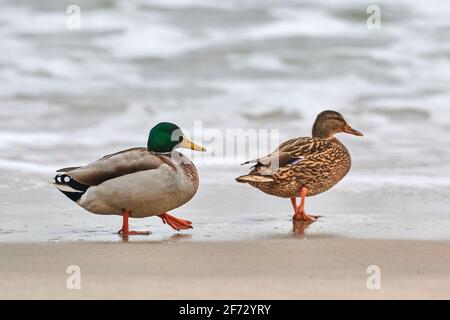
[179,136,207,152]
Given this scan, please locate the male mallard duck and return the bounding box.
[53,122,206,235]
[236,110,363,221]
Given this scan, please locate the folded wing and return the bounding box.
[58,147,169,186]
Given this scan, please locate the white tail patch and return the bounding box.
[236,175,274,183]
[50,182,83,193]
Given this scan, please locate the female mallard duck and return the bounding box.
[237,110,363,221]
[53,122,206,235]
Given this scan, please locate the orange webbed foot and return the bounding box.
[293,209,319,222]
[158,213,193,231]
[291,187,319,222]
[118,210,150,236]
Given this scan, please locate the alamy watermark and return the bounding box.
[66,265,81,290]
[366,265,382,290]
[170,121,281,168]
[366,5,381,29]
[66,5,81,30]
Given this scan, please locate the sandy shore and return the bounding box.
[1,167,450,300]
[0,239,448,299]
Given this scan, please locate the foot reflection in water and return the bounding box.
[292,220,316,238]
[170,233,192,241]
[118,232,192,243]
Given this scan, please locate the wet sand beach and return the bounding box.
[0,239,449,299]
[1,0,450,300]
[1,165,450,243]
[0,167,449,299]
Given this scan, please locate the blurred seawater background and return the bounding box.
[0,0,449,241]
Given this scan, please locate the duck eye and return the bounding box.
[178,136,184,143]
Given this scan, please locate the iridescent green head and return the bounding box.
[147,122,206,153]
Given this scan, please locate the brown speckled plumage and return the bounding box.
[246,137,351,197]
[237,110,363,200]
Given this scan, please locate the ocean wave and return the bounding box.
[96,24,203,59]
[0,0,449,182]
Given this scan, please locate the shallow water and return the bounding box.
[0,0,449,242]
[1,166,449,242]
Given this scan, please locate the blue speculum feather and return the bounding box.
[289,157,304,165]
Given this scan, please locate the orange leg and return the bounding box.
[290,197,297,211]
[292,187,319,221]
[117,210,150,235]
[158,213,193,231]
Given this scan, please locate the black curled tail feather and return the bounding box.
[53,173,89,202]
